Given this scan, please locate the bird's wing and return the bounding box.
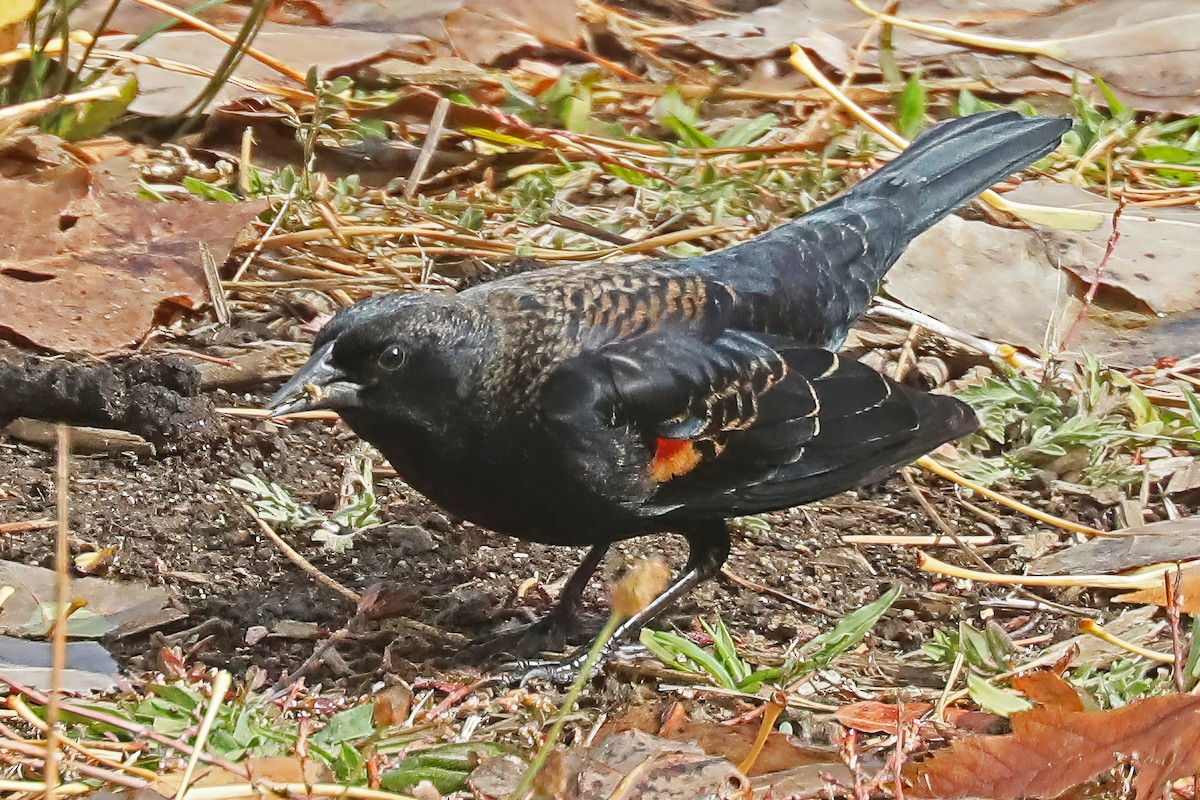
[541,330,977,518]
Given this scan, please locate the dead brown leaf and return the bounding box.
[603,703,843,777]
[835,700,933,734]
[563,730,752,799]
[0,165,264,353]
[1011,671,1086,712]
[444,0,582,64]
[0,559,183,640]
[907,693,1200,800]
[1115,572,1200,615]
[153,756,330,795]
[1030,517,1200,576]
[981,0,1200,114]
[102,24,398,117]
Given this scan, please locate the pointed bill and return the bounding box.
[267,341,363,416]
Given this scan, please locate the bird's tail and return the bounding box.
[850,109,1071,236]
[688,110,1072,347]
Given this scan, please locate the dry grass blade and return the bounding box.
[45,426,72,800]
[0,84,122,125]
[124,0,307,83]
[916,457,1106,537]
[174,671,233,800]
[917,551,1181,590]
[1078,619,1173,663]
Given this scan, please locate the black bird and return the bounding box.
[270,111,1070,680]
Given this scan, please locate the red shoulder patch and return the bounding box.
[650,438,703,482]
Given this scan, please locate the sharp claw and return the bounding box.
[490,655,591,687]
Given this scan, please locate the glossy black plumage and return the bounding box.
[270,111,1071,679]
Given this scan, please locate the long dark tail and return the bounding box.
[850,110,1071,235]
[687,110,1072,347]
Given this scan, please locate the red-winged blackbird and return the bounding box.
[270,111,1071,681]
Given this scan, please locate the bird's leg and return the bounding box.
[496,522,731,686]
[465,544,609,658]
[532,543,610,637]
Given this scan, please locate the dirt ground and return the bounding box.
[0,343,1103,693]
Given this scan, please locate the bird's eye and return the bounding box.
[378,345,406,371]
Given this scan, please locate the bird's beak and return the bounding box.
[267,341,363,417]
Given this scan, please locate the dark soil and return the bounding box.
[0,354,1095,691]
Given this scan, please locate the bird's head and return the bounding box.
[267,292,488,420]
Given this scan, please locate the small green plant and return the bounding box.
[229,474,322,530]
[922,620,1020,675]
[950,355,1200,488]
[230,467,381,552]
[641,586,901,693]
[1070,657,1174,710]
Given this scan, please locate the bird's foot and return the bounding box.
[490,654,590,688]
[489,641,640,688]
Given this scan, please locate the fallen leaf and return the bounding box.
[982,0,1200,114]
[1007,182,1200,318]
[603,703,843,776]
[567,730,752,799]
[1011,671,1086,712]
[887,181,1200,365]
[102,24,397,117]
[443,0,582,64]
[153,756,330,795]
[0,560,182,639]
[0,165,264,352]
[1115,573,1200,615]
[1029,517,1200,575]
[907,693,1200,800]
[835,700,933,734]
[885,213,1088,355]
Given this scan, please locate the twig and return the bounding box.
[231,186,299,283]
[405,97,450,202]
[0,737,149,789]
[891,323,921,383]
[1165,568,1187,692]
[199,243,230,326]
[870,299,1042,371]
[0,779,91,795]
[1058,198,1125,350]
[841,534,994,547]
[0,519,55,533]
[242,504,360,603]
[218,407,339,421]
[902,469,1084,617]
[267,628,354,700]
[181,783,417,800]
